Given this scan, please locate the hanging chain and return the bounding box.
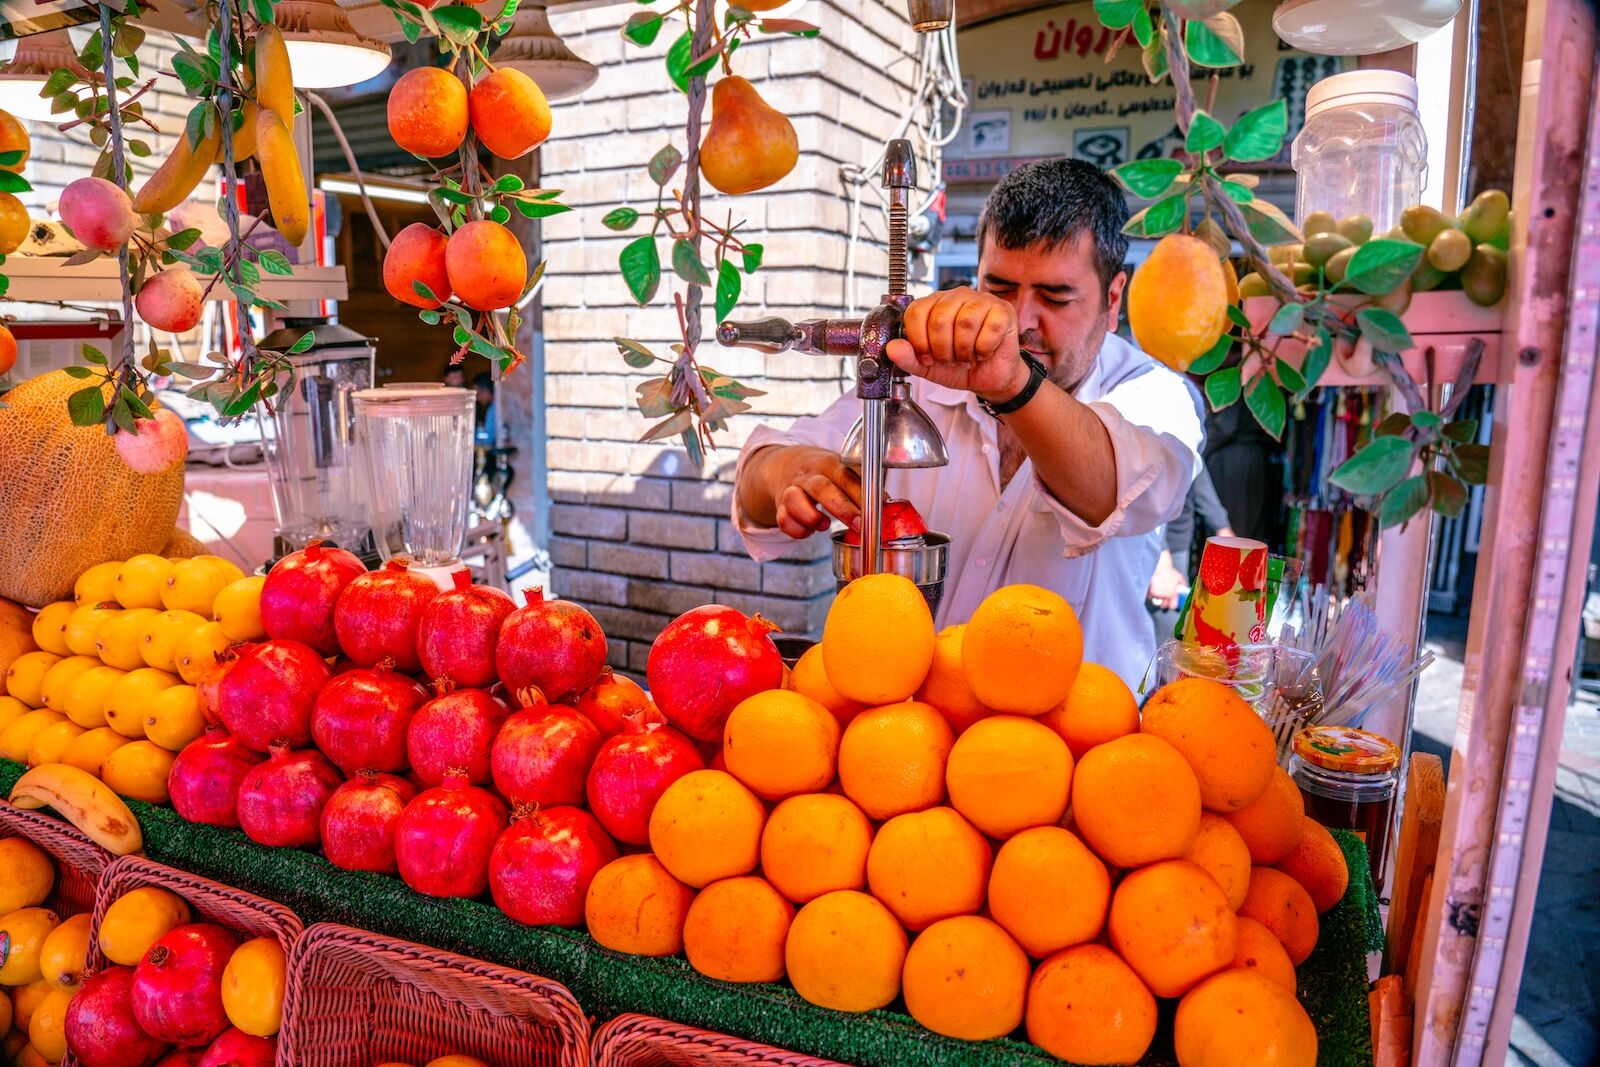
[216,0,256,364]
[98,3,136,379]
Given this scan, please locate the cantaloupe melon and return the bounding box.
[0,371,184,607]
[0,597,36,679]
[163,528,207,558]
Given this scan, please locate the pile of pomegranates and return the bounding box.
[168,545,790,933]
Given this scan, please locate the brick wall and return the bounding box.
[542,0,923,674]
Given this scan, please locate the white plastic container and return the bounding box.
[1291,71,1427,235]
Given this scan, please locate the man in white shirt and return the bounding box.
[732,159,1205,688]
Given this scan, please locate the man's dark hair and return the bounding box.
[976,158,1131,294]
[472,371,494,391]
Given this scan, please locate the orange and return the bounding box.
[866,806,990,931]
[683,876,794,983]
[1231,916,1297,994]
[1108,860,1237,998]
[1174,969,1318,1067]
[836,701,952,819]
[1040,661,1139,759]
[585,854,695,957]
[1274,817,1349,913]
[915,625,991,733]
[988,826,1109,958]
[945,714,1072,839]
[1071,733,1201,868]
[760,793,872,903]
[1237,867,1319,965]
[1222,767,1305,865]
[822,574,935,705]
[962,584,1082,714]
[1182,813,1254,911]
[0,109,30,173]
[1140,677,1277,812]
[1127,233,1231,373]
[785,890,907,1012]
[0,193,28,257]
[722,689,839,800]
[386,66,469,159]
[648,769,766,888]
[1026,944,1158,1066]
[901,916,1029,1041]
[789,644,865,727]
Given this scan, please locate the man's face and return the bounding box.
[977,231,1126,392]
[444,369,466,388]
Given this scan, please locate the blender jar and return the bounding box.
[1291,70,1427,235]
[352,386,475,570]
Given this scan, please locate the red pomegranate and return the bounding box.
[310,666,429,775]
[195,654,233,727]
[217,639,332,752]
[489,805,618,927]
[417,571,516,688]
[575,667,657,738]
[156,1049,206,1067]
[236,744,344,849]
[198,1028,276,1067]
[647,606,783,742]
[131,923,240,1047]
[490,705,603,808]
[495,588,608,703]
[333,560,440,672]
[65,965,171,1067]
[168,726,266,828]
[394,770,508,898]
[258,540,367,656]
[585,714,705,845]
[406,687,510,786]
[320,771,417,874]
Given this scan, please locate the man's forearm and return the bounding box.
[1002,382,1117,525]
[736,445,783,528]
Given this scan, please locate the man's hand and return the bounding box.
[1148,550,1186,610]
[738,445,863,540]
[884,287,1029,401]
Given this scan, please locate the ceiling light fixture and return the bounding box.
[0,29,92,123]
[490,0,598,102]
[274,0,393,90]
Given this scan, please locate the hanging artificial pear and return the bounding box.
[699,76,798,196]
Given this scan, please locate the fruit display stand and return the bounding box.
[591,1013,845,1067]
[0,803,109,917]
[280,923,590,1067]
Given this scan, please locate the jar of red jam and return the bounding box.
[1288,726,1402,893]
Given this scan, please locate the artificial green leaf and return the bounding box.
[172,51,209,95]
[1276,358,1308,396]
[1142,32,1169,82]
[1330,435,1414,495]
[603,207,640,231]
[1245,376,1287,438]
[1226,304,1251,329]
[1219,178,1254,203]
[665,32,695,92]
[1450,442,1490,483]
[1184,15,1243,67]
[1185,111,1226,154]
[288,331,316,355]
[62,365,94,380]
[671,239,711,286]
[1379,474,1429,527]
[511,199,572,219]
[636,377,676,418]
[1131,3,1154,47]
[623,11,664,45]
[756,19,819,35]
[643,408,693,443]
[1239,200,1300,245]
[716,258,742,321]
[166,362,216,379]
[1224,99,1288,163]
[1375,412,1412,437]
[489,204,512,224]
[493,174,525,193]
[432,5,483,46]
[725,5,756,26]
[0,171,31,194]
[1093,0,1143,29]
[1167,0,1242,15]
[742,243,764,273]
[1204,366,1241,410]
[1134,192,1187,236]
[1344,239,1425,295]
[452,325,472,346]
[1356,307,1415,352]
[648,143,683,186]
[1429,470,1469,518]
[1267,302,1304,336]
[615,337,657,369]
[419,309,441,325]
[128,139,152,158]
[82,344,108,365]
[1112,158,1183,199]
[39,68,75,98]
[221,383,262,419]
[67,386,105,426]
[1188,332,1232,376]
[680,427,705,469]
[257,250,294,276]
[1443,417,1479,443]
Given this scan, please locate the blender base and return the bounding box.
[393,557,470,592]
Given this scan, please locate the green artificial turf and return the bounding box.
[0,760,1373,1066]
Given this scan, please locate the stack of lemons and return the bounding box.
[0,553,265,804]
[0,836,91,1064]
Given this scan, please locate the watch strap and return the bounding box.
[979,351,1049,418]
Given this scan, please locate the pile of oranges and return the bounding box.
[582,576,1349,1067]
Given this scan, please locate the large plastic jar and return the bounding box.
[1291,70,1427,235]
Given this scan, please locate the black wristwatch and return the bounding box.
[978,350,1049,418]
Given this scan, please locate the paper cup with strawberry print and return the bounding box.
[1181,535,1270,650]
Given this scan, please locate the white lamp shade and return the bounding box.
[275,0,393,89]
[1273,0,1462,55]
[0,28,92,123]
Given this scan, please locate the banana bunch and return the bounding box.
[132,24,307,245]
[9,763,143,855]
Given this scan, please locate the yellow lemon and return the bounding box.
[0,711,66,763]
[99,886,191,966]
[221,936,286,1036]
[37,655,99,713]
[11,977,51,1033]
[140,609,207,673]
[5,652,62,709]
[63,665,124,729]
[145,685,203,751]
[0,694,30,735]
[60,727,129,776]
[14,1040,51,1067]
[38,913,91,992]
[29,604,76,658]
[73,562,122,607]
[821,574,936,706]
[26,985,72,1061]
[95,608,157,671]
[0,839,53,915]
[104,667,176,739]
[100,740,175,803]
[175,620,231,685]
[161,558,233,616]
[0,984,11,1034]
[26,719,85,767]
[1127,233,1231,372]
[114,554,174,610]
[63,605,119,658]
[213,577,266,642]
[198,555,247,584]
[0,908,61,986]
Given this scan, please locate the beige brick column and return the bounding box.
[541,0,922,673]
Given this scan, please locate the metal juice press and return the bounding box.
[717,140,951,612]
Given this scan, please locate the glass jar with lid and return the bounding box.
[1291,71,1428,236]
[1289,725,1402,892]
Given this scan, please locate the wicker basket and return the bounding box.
[0,800,111,917]
[592,1015,848,1067]
[280,923,590,1067]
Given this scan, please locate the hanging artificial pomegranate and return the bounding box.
[406,687,510,786]
[236,744,344,849]
[131,924,240,1047]
[416,571,516,688]
[394,770,508,898]
[333,560,441,672]
[488,805,617,927]
[258,541,367,656]
[646,605,783,742]
[168,726,266,828]
[217,640,332,751]
[320,771,418,874]
[495,588,608,704]
[584,714,705,845]
[575,667,658,738]
[489,705,603,808]
[310,666,430,776]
